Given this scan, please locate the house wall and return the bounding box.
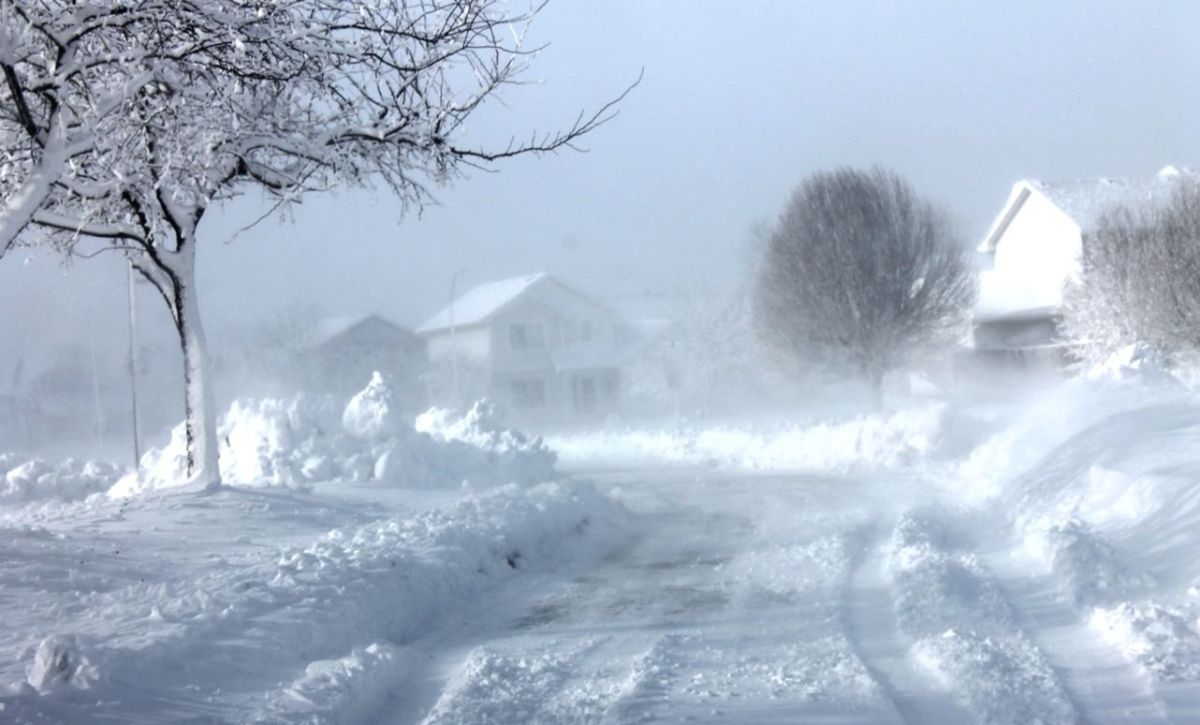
[421,278,630,425]
[426,326,491,363]
[486,284,626,425]
[987,189,1082,312]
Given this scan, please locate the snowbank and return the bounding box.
[343,371,407,441]
[0,453,125,504]
[547,404,948,473]
[3,480,626,723]
[949,366,1200,683]
[414,400,557,482]
[111,375,558,496]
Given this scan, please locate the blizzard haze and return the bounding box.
[2,0,1198,357]
[6,2,1200,723]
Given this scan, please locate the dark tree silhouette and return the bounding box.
[751,167,974,409]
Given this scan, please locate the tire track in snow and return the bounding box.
[980,534,1173,724]
[393,471,897,723]
[883,510,1080,725]
[842,524,976,725]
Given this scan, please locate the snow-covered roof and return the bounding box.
[416,272,549,334]
[307,314,414,348]
[979,166,1195,253]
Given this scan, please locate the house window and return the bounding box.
[564,320,578,345]
[581,321,593,342]
[511,378,546,408]
[509,323,544,350]
[571,375,597,414]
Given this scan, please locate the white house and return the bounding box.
[974,166,1193,361]
[417,273,633,424]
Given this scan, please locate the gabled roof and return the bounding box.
[307,314,416,348]
[978,166,1195,253]
[417,273,549,334]
[417,272,623,335]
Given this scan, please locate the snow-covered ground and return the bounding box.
[4,363,1200,723]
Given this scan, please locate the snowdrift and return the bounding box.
[949,349,1200,683]
[547,404,949,473]
[111,373,556,496]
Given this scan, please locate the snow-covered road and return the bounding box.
[6,385,1200,723]
[380,466,1199,724]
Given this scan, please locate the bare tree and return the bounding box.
[1062,180,1200,363]
[1,1,633,488]
[751,167,974,409]
[627,287,764,420]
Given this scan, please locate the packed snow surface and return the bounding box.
[4,370,1200,722]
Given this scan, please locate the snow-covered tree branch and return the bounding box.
[1062,180,1200,365]
[1,0,634,489]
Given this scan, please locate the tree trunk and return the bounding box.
[171,250,220,490]
[868,367,884,412]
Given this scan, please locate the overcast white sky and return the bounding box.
[3,0,1199,371]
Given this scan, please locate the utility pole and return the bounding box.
[448,269,467,407]
[127,261,141,474]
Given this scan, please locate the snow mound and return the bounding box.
[986,397,1200,683]
[1082,343,1178,386]
[421,644,594,725]
[112,376,558,496]
[414,401,557,482]
[548,405,947,473]
[952,376,1188,505]
[25,636,96,693]
[103,481,622,723]
[254,643,414,725]
[0,454,125,504]
[1090,601,1200,681]
[222,394,349,489]
[342,371,406,441]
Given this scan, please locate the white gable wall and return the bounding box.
[426,326,490,363]
[489,290,623,373]
[983,188,1082,314]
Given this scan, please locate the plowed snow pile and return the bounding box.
[0,453,125,504]
[111,372,556,496]
[547,404,948,472]
[0,478,626,723]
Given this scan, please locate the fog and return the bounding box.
[2,0,1198,454]
[8,4,1200,719]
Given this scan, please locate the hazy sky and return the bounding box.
[2,0,1199,371]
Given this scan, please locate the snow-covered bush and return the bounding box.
[1062,181,1200,365]
[1081,343,1179,386]
[0,454,125,504]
